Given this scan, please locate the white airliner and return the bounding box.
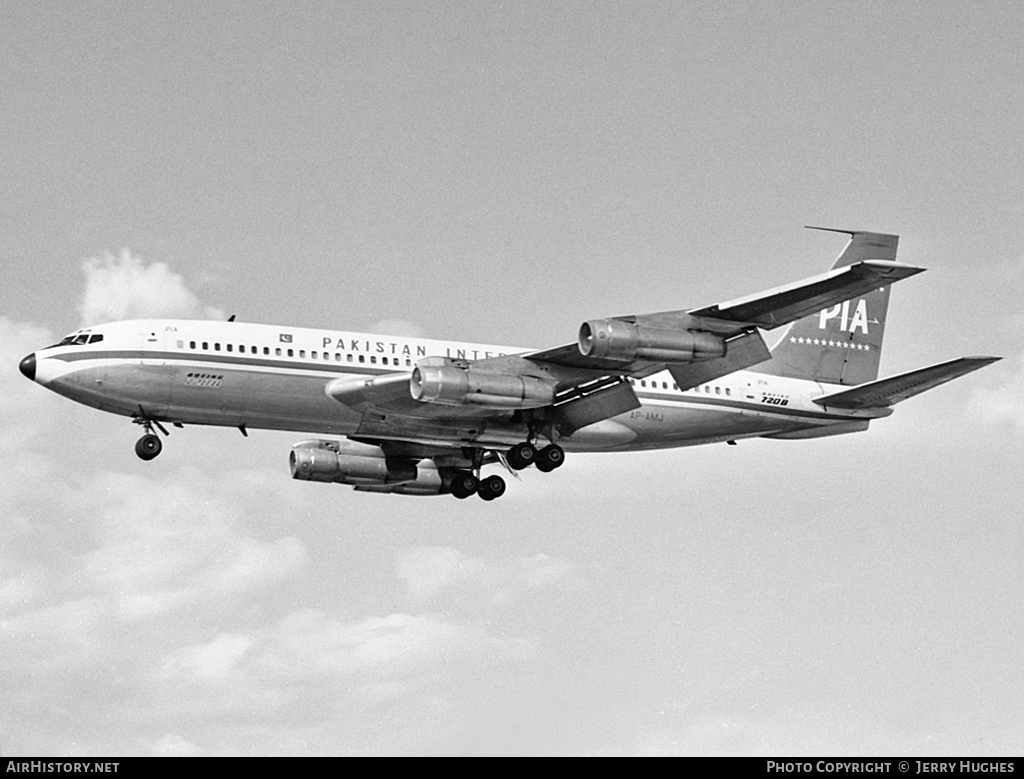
[19,228,998,500]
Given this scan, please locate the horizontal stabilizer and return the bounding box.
[812,357,1001,409]
[689,260,924,329]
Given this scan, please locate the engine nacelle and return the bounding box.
[410,357,557,409]
[289,439,446,494]
[578,319,726,363]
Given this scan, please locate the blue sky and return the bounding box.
[2,1,1023,755]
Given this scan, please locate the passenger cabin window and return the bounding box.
[275,348,282,356]
[227,344,233,352]
[263,347,269,355]
[287,349,294,357]
[202,342,209,350]
[190,341,196,349]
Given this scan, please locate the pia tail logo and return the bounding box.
[819,299,871,334]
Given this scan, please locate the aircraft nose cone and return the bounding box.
[19,353,36,381]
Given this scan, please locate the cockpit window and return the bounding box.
[50,331,102,347]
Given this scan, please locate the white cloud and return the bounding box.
[397,547,486,600]
[397,546,586,602]
[79,249,225,325]
[78,469,309,621]
[145,733,208,757]
[0,317,58,451]
[969,353,1024,434]
[160,633,253,681]
[267,609,530,679]
[0,574,37,613]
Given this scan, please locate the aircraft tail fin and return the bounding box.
[750,228,902,385]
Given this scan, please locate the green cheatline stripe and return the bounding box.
[50,349,857,421]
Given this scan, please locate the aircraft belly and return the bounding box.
[593,400,797,451]
[562,419,637,450]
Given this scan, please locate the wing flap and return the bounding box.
[812,357,1001,409]
[667,329,771,391]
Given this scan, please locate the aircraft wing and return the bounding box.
[678,259,922,329]
[524,259,923,389]
[812,356,1001,409]
[325,259,926,437]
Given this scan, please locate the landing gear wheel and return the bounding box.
[135,433,162,461]
[506,442,537,471]
[450,472,479,500]
[477,474,506,501]
[535,444,565,473]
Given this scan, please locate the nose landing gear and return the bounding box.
[132,409,170,461]
[135,433,162,460]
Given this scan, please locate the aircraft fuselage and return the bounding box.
[25,318,884,454]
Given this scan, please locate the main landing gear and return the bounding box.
[449,446,507,502]
[450,472,507,502]
[505,441,565,473]
[448,441,565,501]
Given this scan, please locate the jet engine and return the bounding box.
[410,357,557,408]
[578,319,726,362]
[290,439,447,494]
